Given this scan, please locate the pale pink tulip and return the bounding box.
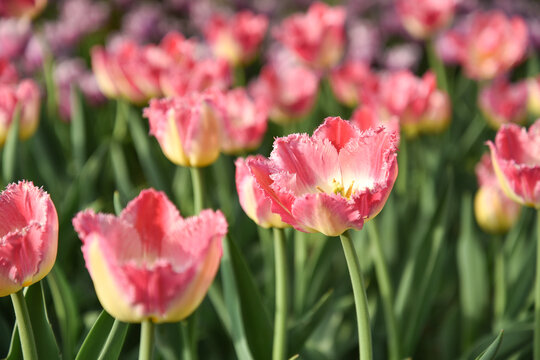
[204,10,268,66]
[73,189,227,322]
[350,105,400,137]
[487,120,540,209]
[328,60,378,107]
[273,2,346,70]
[474,153,521,234]
[0,181,58,297]
[0,78,40,145]
[479,78,528,129]
[396,0,455,39]
[247,117,399,236]
[143,90,222,167]
[235,156,288,229]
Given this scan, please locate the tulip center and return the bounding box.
[317,178,355,199]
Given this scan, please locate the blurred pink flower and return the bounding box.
[204,10,268,66]
[438,11,528,80]
[347,20,381,64]
[273,2,346,70]
[249,62,318,124]
[350,105,400,137]
[235,156,288,229]
[73,188,227,322]
[216,88,267,154]
[487,120,540,208]
[478,77,528,129]
[0,59,19,84]
[0,181,58,297]
[329,60,378,107]
[382,43,422,71]
[247,117,399,236]
[474,153,521,234]
[528,75,540,116]
[0,0,46,19]
[0,19,30,61]
[396,0,455,39]
[143,90,223,168]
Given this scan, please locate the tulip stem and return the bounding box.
[340,230,373,360]
[493,235,506,324]
[273,227,288,360]
[426,38,448,93]
[139,320,155,360]
[190,167,204,214]
[367,221,400,360]
[535,210,540,360]
[10,289,38,360]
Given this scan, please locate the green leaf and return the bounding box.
[6,282,61,360]
[2,106,20,184]
[457,194,489,347]
[474,330,504,360]
[75,310,115,360]
[227,235,273,360]
[96,320,129,360]
[70,86,86,173]
[46,267,81,360]
[288,290,333,355]
[109,141,134,202]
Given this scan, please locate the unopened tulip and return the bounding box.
[273,2,346,70]
[249,62,318,124]
[0,78,40,145]
[204,10,268,66]
[0,181,58,297]
[217,88,267,154]
[474,153,521,234]
[143,90,222,167]
[0,0,47,19]
[235,156,288,228]
[247,117,398,236]
[479,78,528,129]
[487,120,540,208]
[396,0,455,39]
[73,189,227,323]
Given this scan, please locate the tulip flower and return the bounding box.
[438,11,528,80]
[143,90,222,168]
[487,120,540,209]
[249,62,318,124]
[273,2,346,70]
[328,60,378,107]
[204,10,268,66]
[217,88,268,154]
[479,78,528,129]
[73,188,227,323]
[0,0,47,19]
[235,156,288,229]
[0,181,58,297]
[0,18,31,61]
[350,105,400,137]
[396,0,455,39]
[247,117,398,237]
[0,59,18,84]
[0,78,40,146]
[528,75,540,116]
[474,153,521,234]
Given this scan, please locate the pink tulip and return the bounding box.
[0,0,46,19]
[350,105,400,137]
[204,10,268,66]
[0,181,58,297]
[440,11,528,80]
[73,189,227,322]
[487,120,540,209]
[478,78,528,129]
[0,59,18,84]
[216,88,267,154]
[143,90,222,167]
[474,153,521,234]
[396,0,455,39]
[273,2,346,70]
[91,39,162,104]
[0,19,31,61]
[249,62,318,124]
[0,78,40,145]
[235,156,288,229]
[328,60,378,107]
[247,117,399,236]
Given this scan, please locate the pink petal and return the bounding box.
[312,116,361,152]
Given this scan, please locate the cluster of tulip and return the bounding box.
[0,0,539,359]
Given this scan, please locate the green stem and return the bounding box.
[367,221,400,360]
[535,210,540,360]
[340,230,373,360]
[190,166,204,214]
[10,289,38,360]
[493,235,506,324]
[273,228,288,360]
[113,100,129,141]
[139,320,155,360]
[181,320,198,360]
[426,38,448,93]
[294,231,307,315]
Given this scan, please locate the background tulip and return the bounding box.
[396,0,455,39]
